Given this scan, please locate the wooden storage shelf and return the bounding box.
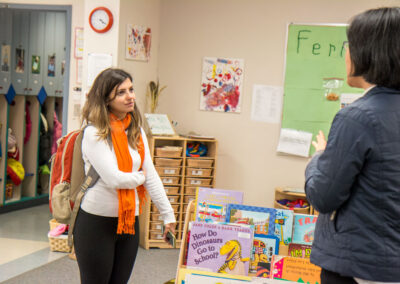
[139,135,217,249]
[274,187,311,214]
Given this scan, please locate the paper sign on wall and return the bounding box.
[87,53,112,87]
[251,85,283,124]
[277,128,312,157]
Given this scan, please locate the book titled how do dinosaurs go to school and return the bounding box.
[186,221,253,276]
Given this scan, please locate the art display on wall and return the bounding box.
[126,24,152,61]
[200,57,244,113]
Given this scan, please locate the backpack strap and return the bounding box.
[67,124,100,247]
[68,165,99,247]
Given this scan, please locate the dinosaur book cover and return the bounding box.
[292,214,318,245]
[186,221,253,275]
[225,204,276,235]
[195,187,244,223]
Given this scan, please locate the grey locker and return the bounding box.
[27,11,45,96]
[0,8,13,94]
[43,12,57,97]
[11,10,30,95]
[55,12,66,98]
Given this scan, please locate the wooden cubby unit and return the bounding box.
[139,135,218,249]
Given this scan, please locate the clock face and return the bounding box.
[89,7,113,33]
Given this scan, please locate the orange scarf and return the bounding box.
[109,113,147,235]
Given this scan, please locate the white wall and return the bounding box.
[156,0,400,206]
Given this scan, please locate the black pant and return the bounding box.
[321,268,357,284]
[73,209,140,284]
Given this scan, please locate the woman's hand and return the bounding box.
[312,130,327,152]
[163,222,176,245]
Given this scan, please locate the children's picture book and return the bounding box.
[185,272,252,284]
[255,262,271,278]
[271,255,321,284]
[250,234,279,274]
[195,187,244,223]
[225,204,276,236]
[176,268,252,284]
[186,221,253,275]
[288,243,312,258]
[292,214,318,245]
[274,209,294,245]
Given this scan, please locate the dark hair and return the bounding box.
[81,68,142,148]
[347,7,400,89]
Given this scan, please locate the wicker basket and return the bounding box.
[151,212,179,221]
[165,186,180,195]
[149,231,164,240]
[49,219,62,230]
[274,200,310,214]
[185,177,212,186]
[184,186,197,195]
[186,168,212,177]
[155,158,182,167]
[161,176,180,185]
[186,158,213,168]
[48,233,71,252]
[155,146,183,157]
[168,195,180,203]
[150,221,163,231]
[152,203,180,213]
[156,167,181,176]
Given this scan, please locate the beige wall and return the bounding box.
[156,0,400,206]
[5,0,400,207]
[117,0,161,113]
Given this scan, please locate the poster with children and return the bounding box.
[200,57,244,113]
[1,45,10,72]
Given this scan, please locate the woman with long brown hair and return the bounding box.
[73,68,176,284]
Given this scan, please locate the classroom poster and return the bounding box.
[126,24,152,61]
[281,24,364,156]
[200,57,244,113]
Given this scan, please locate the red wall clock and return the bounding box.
[89,7,114,33]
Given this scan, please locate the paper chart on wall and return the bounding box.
[87,53,112,87]
[277,128,313,158]
[251,85,283,124]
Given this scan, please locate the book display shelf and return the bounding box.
[139,135,218,249]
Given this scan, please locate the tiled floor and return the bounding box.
[0,204,66,282]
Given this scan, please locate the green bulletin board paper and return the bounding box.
[282,24,363,155]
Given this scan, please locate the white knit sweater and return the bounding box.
[80,126,176,225]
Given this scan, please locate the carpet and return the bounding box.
[3,247,180,284]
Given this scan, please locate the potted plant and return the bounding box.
[147,80,167,113]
